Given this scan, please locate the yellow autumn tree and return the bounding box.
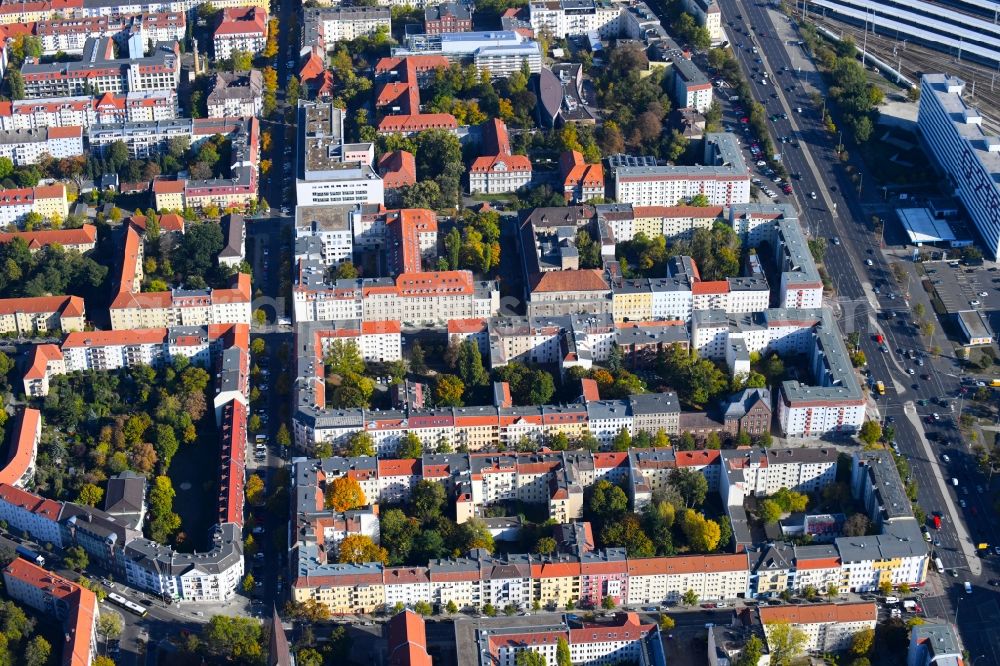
[324,476,366,512]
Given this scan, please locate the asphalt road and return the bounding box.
[717,0,1000,659]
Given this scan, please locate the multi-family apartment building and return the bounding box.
[682,0,722,44]
[289,446,927,613]
[206,70,263,118]
[0,408,41,488]
[0,125,84,165]
[907,622,964,666]
[214,6,268,58]
[759,603,877,653]
[0,0,271,23]
[295,204,355,267]
[293,267,498,325]
[0,184,70,226]
[21,38,180,98]
[0,294,85,335]
[3,559,99,666]
[0,91,177,130]
[109,223,252,329]
[610,255,769,324]
[672,57,713,112]
[140,117,259,211]
[458,612,665,666]
[687,307,864,436]
[528,0,622,38]
[469,119,532,194]
[4,319,250,603]
[596,203,724,243]
[611,134,750,207]
[301,6,391,53]
[35,12,185,53]
[729,204,824,309]
[296,101,383,207]
[560,150,604,203]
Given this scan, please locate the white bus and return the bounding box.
[107,592,148,617]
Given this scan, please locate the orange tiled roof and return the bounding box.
[0,225,94,250]
[0,294,82,317]
[0,408,40,487]
[759,602,877,625]
[23,343,61,380]
[691,280,729,295]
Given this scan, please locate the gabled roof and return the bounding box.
[0,408,40,487]
[378,150,417,189]
[387,610,432,666]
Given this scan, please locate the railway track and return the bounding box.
[806,9,1000,129]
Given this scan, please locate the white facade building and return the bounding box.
[0,126,84,166]
[918,73,1000,258]
[612,134,750,207]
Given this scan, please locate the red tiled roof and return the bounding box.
[3,558,97,666]
[377,150,417,189]
[377,113,457,133]
[215,6,267,36]
[560,150,604,188]
[378,459,420,476]
[691,280,729,295]
[470,153,532,174]
[0,483,61,520]
[530,269,608,294]
[759,602,877,625]
[46,125,82,139]
[151,177,185,194]
[62,328,168,348]
[387,610,432,666]
[580,378,600,402]
[674,450,721,467]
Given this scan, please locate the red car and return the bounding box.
[740,117,749,123]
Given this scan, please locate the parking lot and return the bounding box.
[925,261,1000,315]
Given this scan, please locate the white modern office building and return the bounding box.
[917,73,1000,258]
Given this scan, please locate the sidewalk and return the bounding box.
[903,402,982,576]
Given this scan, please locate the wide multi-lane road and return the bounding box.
[714,0,1000,658]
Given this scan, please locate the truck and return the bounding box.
[932,514,942,530]
[876,381,886,395]
[15,545,45,567]
[903,600,920,612]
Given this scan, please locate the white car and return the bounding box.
[866,259,873,266]
[979,291,989,297]
[810,191,817,199]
